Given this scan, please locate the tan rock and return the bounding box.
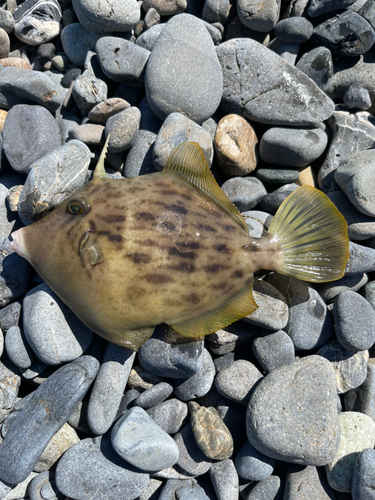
[214,114,258,176]
[34,422,79,472]
[6,185,22,211]
[0,109,7,131]
[297,165,317,187]
[88,98,131,125]
[0,57,31,70]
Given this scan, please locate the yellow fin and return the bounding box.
[93,133,111,179]
[109,326,155,351]
[169,278,258,337]
[267,185,349,283]
[163,142,249,236]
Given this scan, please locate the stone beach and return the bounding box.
[1,0,375,499]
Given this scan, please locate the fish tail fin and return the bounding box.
[267,185,349,283]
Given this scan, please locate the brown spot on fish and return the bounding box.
[127,252,151,264]
[99,215,126,224]
[169,262,195,273]
[231,270,244,279]
[89,220,97,233]
[109,235,123,243]
[223,224,235,232]
[160,189,179,197]
[184,293,200,304]
[198,223,216,233]
[169,247,197,259]
[180,242,200,250]
[217,244,229,253]
[137,212,155,221]
[204,264,228,273]
[169,204,187,215]
[244,244,260,252]
[144,273,172,284]
[141,239,158,247]
[127,285,147,299]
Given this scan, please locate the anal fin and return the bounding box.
[169,278,258,338]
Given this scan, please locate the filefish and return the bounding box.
[10,140,349,351]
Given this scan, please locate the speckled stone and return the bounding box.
[5,325,34,369]
[352,448,375,500]
[274,17,313,43]
[237,0,280,32]
[247,356,340,466]
[326,412,375,492]
[0,360,20,425]
[61,23,105,67]
[105,106,141,153]
[174,423,212,476]
[245,475,282,500]
[72,0,140,32]
[284,464,335,500]
[189,402,233,460]
[215,359,263,406]
[72,69,107,115]
[209,459,238,500]
[235,440,275,481]
[252,330,295,373]
[221,177,267,212]
[147,398,188,434]
[345,364,375,421]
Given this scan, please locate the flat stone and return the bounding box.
[352,448,375,500]
[0,356,99,485]
[221,177,266,212]
[247,355,340,466]
[172,348,215,401]
[326,411,375,492]
[5,325,33,369]
[174,423,212,476]
[217,38,334,126]
[256,168,300,185]
[88,97,130,124]
[245,476,282,500]
[23,283,93,365]
[215,359,263,406]
[235,440,275,481]
[317,340,368,393]
[111,406,179,472]
[55,435,149,500]
[209,459,238,500]
[237,0,281,32]
[69,123,105,146]
[284,464,335,500]
[87,343,135,435]
[252,330,295,373]
[146,398,188,434]
[105,106,140,153]
[72,0,140,32]
[134,381,173,409]
[14,0,62,46]
[0,56,31,70]
[145,13,223,123]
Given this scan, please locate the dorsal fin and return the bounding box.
[169,278,257,337]
[93,133,111,179]
[163,142,249,236]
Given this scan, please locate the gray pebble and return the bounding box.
[284,464,335,500]
[0,9,14,34]
[96,37,150,84]
[0,359,20,424]
[105,106,140,153]
[175,484,210,499]
[242,211,272,238]
[152,112,213,170]
[55,435,149,500]
[202,0,231,24]
[307,0,356,17]
[346,241,375,274]
[115,388,140,420]
[3,104,61,174]
[237,0,280,32]
[87,343,135,435]
[174,423,212,476]
[268,37,300,66]
[172,348,215,401]
[138,337,204,379]
[362,280,375,311]
[127,362,164,391]
[5,326,33,369]
[143,0,187,16]
[88,97,130,125]
[255,168,300,185]
[157,479,199,500]
[319,273,368,303]
[245,475,282,500]
[134,382,173,409]
[144,7,160,29]
[0,28,10,59]
[72,69,107,115]
[139,96,164,134]
[318,340,369,394]
[136,24,164,51]
[295,46,333,91]
[352,448,375,500]
[221,177,266,212]
[69,123,105,146]
[259,183,299,214]
[23,283,93,365]
[247,356,340,465]
[217,38,334,126]
[235,440,275,481]
[0,355,99,485]
[61,23,105,67]
[209,459,238,500]
[124,130,157,177]
[252,330,295,373]
[345,363,375,421]
[215,359,263,406]
[72,0,140,32]
[67,400,92,435]
[274,17,313,43]
[146,398,188,434]
[14,0,61,46]
[343,82,372,110]
[259,127,328,167]
[267,274,333,350]
[0,302,21,333]
[112,406,179,472]
[17,140,91,225]
[145,13,223,123]
[28,471,58,500]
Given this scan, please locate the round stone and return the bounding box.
[142,0,187,16]
[88,98,130,124]
[105,107,141,153]
[72,69,108,115]
[215,359,263,406]
[235,440,275,481]
[71,0,140,32]
[221,177,267,212]
[61,23,104,67]
[252,330,295,373]
[237,0,280,32]
[274,17,314,43]
[146,398,188,434]
[0,28,10,59]
[214,114,258,176]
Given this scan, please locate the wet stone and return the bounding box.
[5,326,33,369]
[174,423,212,476]
[87,343,135,435]
[235,440,275,481]
[274,17,313,43]
[209,459,238,500]
[105,106,141,154]
[124,129,157,178]
[146,398,188,434]
[14,0,62,46]
[221,177,266,212]
[88,97,130,125]
[236,0,281,32]
[189,402,233,460]
[134,382,173,409]
[252,330,295,373]
[22,283,93,366]
[215,359,263,406]
[343,82,372,110]
[0,356,99,485]
[333,290,375,352]
[284,464,335,500]
[55,435,149,500]
[317,340,368,393]
[352,448,375,500]
[326,411,375,492]
[247,356,340,466]
[111,406,179,472]
[72,0,140,32]
[319,273,368,303]
[3,104,61,174]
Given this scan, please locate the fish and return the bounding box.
[10,140,350,351]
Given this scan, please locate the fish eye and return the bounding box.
[67,198,89,215]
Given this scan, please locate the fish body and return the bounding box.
[11,141,349,350]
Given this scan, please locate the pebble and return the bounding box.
[69,123,105,146]
[111,406,179,471]
[136,23,164,51]
[274,17,313,43]
[221,177,266,212]
[326,411,375,492]
[3,104,61,174]
[174,423,212,476]
[72,0,140,32]
[144,8,160,29]
[0,28,10,60]
[142,0,187,16]
[124,129,157,177]
[215,359,263,406]
[202,0,231,24]
[22,283,93,365]
[214,114,258,176]
[346,241,375,274]
[333,290,375,352]
[242,210,272,238]
[267,274,333,350]
[172,348,215,401]
[5,325,34,369]
[28,471,58,500]
[335,149,375,217]
[217,38,334,126]
[14,0,62,46]
[352,448,375,500]
[319,273,368,303]
[256,168,300,185]
[308,0,357,16]
[72,69,107,115]
[0,359,20,424]
[189,402,233,460]
[55,435,149,500]
[61,23,104,67]
[105,106,141,153]
[0,302,21,333]
[295,46,333,91]
[209,459,238,500]
[0,356,99,485]
[245,475,282,500]
[345,363,375,421]
[362,280,375,310]
[17,140,91,225]
[145,13,223,123]
[252,330,295,373]
[284,464,335,500]
[247,356,340,466]
[236,0,280,32]
[87,343,135,435]
[0,238,32,308]
[317,339,368,393]
[0,56,31,70]
[34,422,79,472]
[147,398,188,434]
[259,126,328,167]
[0,9,14,34]
[235,440,275,481]
[134,381,173,409]
[88,97,130,124]
[343,82,372,110]
[96,37,150,84]
[127,362,163,391]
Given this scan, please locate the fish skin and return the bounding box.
[12,169,278,348]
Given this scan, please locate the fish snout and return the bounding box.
[10,228,30,261]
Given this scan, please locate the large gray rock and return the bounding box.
[217,38,334,126]
[145,14,223,123]
[71,0,140,32]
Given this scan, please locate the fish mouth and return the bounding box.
[10,228,30,261]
